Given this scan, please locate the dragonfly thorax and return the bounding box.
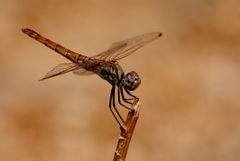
[98,62,124,85]
[98,61,141,91]
[123,71,141,91]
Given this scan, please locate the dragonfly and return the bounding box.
[22,28,162,128]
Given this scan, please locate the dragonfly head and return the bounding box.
[123,71,141,91]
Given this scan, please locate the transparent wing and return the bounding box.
[91,42,127,61]
[92,32,162,61]
[39,63,83,81]
[72,68,95,75]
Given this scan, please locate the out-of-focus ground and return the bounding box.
[0,0,240,161]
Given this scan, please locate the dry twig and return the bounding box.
[113,101,140,161]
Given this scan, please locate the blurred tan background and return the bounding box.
[1,0,240,161]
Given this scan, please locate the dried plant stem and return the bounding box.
[113,101,140,161]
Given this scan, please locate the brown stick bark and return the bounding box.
[113,101,140,161]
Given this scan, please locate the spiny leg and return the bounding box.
[120,87,135,104]
[109,86,124,126]
[112,85,124,123]
[117,87,132,111]
[123,87,139,102]
[109,86,121,126]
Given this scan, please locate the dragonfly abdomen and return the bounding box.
[22,28,88,63]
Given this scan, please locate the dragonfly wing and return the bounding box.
[92,42,127,61]
[39,63,82,81]
[92,32,162,61]
[73,68,95,76]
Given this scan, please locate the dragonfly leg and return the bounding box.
[122,87,139,104]
[120,87,132,104]
[109,85,124,126]
[124,87,139,101]
[117,87,132,111]
[120,86,137,105]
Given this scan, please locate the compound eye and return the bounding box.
[123,71,141,91]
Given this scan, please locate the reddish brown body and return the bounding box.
[22,28,88,63]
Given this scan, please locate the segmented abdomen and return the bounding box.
[22,28,88,63]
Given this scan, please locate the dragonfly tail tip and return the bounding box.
[38,78,45,81]
[22,28,30,34]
